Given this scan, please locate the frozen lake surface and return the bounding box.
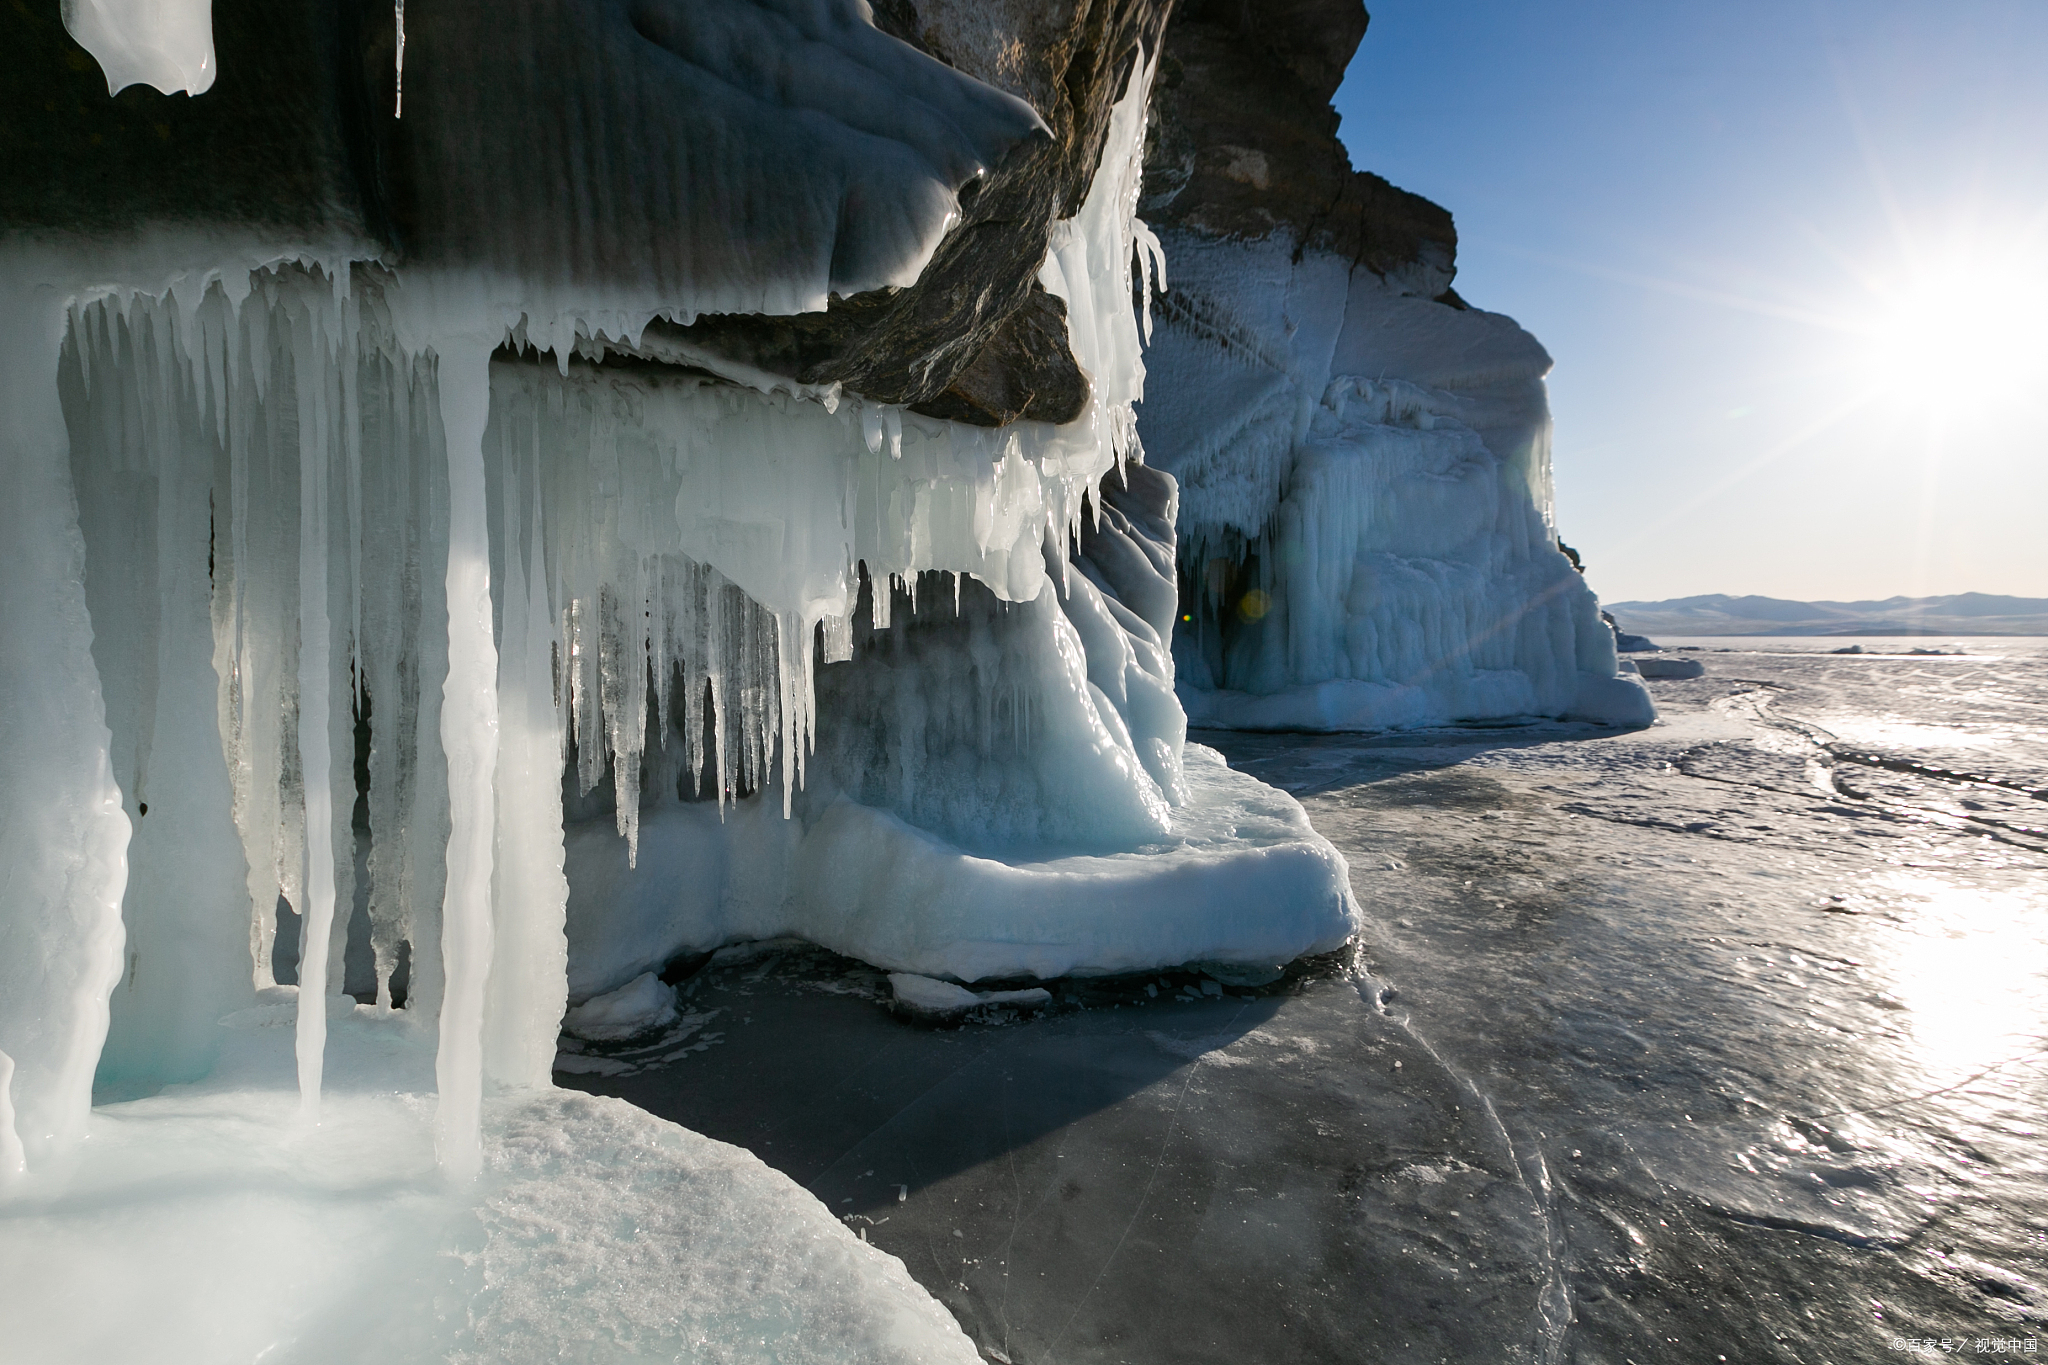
[563,641,2047,1364]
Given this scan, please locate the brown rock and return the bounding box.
[1143,0,1460,295]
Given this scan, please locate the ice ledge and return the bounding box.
[1182,670,1656,733]
[564,744,1360,997]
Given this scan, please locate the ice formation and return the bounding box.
[393,0,1050,317]
[1141,235,1654,731]
[1,30,1355,1354]
[560,971,678,1041]
[2,1015,982,1363]
[61,0,215,96]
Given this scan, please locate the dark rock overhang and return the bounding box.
[1,0,1175,427]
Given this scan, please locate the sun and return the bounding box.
[1851,223,2048,414]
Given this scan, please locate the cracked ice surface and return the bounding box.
[567,642,2048,1364]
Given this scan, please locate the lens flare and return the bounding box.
[1853,230,2048,414]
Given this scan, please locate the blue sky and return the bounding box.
[1333,1,2048,603]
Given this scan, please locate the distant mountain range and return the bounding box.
[1604,592,2048,637]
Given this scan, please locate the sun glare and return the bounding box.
[1852,230,2048,413]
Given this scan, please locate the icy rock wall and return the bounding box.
[481,345,1173,857]
[1130,10,1654,732]
[810,462,1187,853]
[1143,236,1648,731]
[394,0,1050,320]
[1130,0,1649,732]
[0,50,1194,1172]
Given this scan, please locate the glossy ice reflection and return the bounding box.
[566,642,2046,1365]
[1207,640,2048,1361]
[1880,878,2047,1088]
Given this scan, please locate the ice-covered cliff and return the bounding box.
[0,1,1648,1356]
[1,4,1363,1357]
[1135,0,1653,732]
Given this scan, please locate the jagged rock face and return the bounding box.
[680,0,1173,423]
[1141,0,1458,299]
[1,0,1168,425]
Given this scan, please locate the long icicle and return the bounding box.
[293,295,339,1121]
[433,343,499,1182]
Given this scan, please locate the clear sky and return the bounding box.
[1334,1,2048,603]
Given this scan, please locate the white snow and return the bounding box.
[562,972,679,1041]
[0,1016,979,1364]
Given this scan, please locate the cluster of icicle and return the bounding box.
[59,267,835,1161]
[2,48,1168,1183]
[1176,372,1602,711]
[1042,55,1166,467]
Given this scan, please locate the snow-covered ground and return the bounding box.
[0,1001,980,1364]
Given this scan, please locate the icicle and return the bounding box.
[869,569,892,631]
[433,343,499,1183]
[393,0,406,118]
[0,257,131,1171]
[481,397,568,1090]
[0,1049,23,1186]
[291,287,348,1121]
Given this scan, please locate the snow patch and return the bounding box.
[561,972,680,1042]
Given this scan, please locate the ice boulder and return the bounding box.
[888,973,1054,1020]
[561,972,680,1042]
[1635,657,1707,680]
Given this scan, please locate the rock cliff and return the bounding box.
[1132,0,1653,731]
